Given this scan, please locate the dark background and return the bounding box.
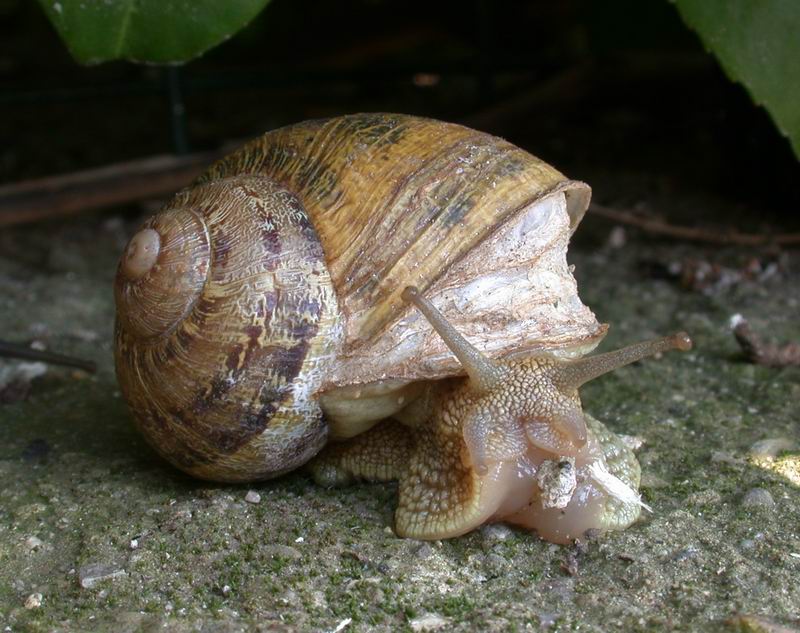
[1,0,798,231]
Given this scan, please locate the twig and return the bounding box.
[0,340,96,373]
[590,203,800,247]
[730,315,800,368]
[0,149,228,228]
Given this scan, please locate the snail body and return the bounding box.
[115,113,690,543]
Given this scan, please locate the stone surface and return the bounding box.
[741,488,776,509]
[0,199,798,632]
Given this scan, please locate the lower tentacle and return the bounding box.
[502,414,643,543]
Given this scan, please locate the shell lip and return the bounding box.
[502,323,609,362]
[553,180,592,233]
[350,179,593,346]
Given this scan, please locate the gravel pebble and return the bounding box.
[741,488,776,509]
[24,593,43,609]
[24,536,44,551]
[244,490,261,504]
[484,552,509,573]
[481,523,514,543]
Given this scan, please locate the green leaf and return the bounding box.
[672,0,800,159]
[37,0,271,64]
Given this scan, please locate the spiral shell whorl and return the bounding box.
[115,208,210,339]
[115,176,341,481]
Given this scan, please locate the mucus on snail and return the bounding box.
[114,113,691,544]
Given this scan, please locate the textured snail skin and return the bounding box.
[114,113,686,543]
[311,318,688,540]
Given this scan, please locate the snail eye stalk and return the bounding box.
[402,286,504,393]
[0,340,96,373]
[552,332,693,391]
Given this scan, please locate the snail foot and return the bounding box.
[308,420,411,487]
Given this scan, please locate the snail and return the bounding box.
[114,113,691,543]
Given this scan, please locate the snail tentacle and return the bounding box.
[401,286,504,394]
[552,332,693,391]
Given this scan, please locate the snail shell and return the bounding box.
[114,113,602,482]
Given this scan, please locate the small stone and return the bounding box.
[222,585,231,596]
[244,490,261,504]
[561,551,579,576]
[129,539,139,550]
[24,536,44,551]
[414,543,434,560]
[481,523,513,543]
[24,593,43,609]
[741,488,775,509]
[78,563,127,589]
[409,613,450,632]
[485,552,509,573]
[748,438,795,460]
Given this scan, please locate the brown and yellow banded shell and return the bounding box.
[114,113,603,481]
[115,178,341,481]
